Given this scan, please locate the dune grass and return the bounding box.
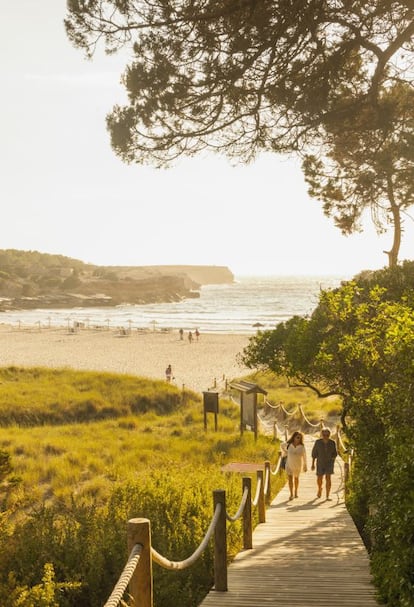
[1,365,328,607]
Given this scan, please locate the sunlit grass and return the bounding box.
[0,366,189,426]
[0,367,281,512]
[0,366,287,606]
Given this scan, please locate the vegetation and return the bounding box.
[0,367,282,607]
[303,83,414,267]
[65,2,414,264]
[0,249,202,309]
[241,261,414,606]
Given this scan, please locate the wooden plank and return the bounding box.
[199,437,379,607]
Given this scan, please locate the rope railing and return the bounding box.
[104,421,353,607]
[251,475,262,507]
[335,425,348,453]
[226,485,249,522]
[103,544,143,607]
[151,503,222,570]
[263,399,282,410]
[280,403,299,417]
[270,452,284,475]
[104,465,271,607]
[298,404,321,428]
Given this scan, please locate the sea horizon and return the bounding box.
[0,274,347,335]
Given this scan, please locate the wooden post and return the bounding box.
[240,393,244,437]
[257,470,266,523]
[242,477,252,550]
[213,490,227,592]
[264,461,271,505]
[127,518,153,607]
[253,394,258,442]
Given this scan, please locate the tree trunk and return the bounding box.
[384,174,401,268]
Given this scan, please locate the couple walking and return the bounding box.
[281,428,337,501]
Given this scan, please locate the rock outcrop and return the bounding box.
[0,250,234,310]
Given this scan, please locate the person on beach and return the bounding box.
[179,328,184,340]
[195,328,200,341]
[311,427,338,500]
[165,364,173,382]
[188,331,193,344]
[281,431,307,500]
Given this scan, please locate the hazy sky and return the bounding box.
[1,1,413,277]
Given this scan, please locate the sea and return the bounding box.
[0,275,348,335]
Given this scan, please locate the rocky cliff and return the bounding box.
[0,250,233,310]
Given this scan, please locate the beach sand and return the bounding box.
[0,325,251,393]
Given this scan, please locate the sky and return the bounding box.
[1,1,413,278]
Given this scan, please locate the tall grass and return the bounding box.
[0,366,283,607]
[0,367,188,426]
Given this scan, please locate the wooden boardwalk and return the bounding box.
[199,437,379,607]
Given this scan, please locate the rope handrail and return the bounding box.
[263,399,282,410]
[151,502,222,571]
[274,421,287,438]
[270,453,283,475]
[336,427,348,452]
[299,404,321,428]
[103,543,143,607]
[257,412,276,436]
[257,412,275,428]
[263,465,270,495]
[280,404,299,416]
[252,475,262,507]
[226,486,249,522]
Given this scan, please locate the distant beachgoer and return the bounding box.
[165,364,173,382]
[195,328,200,341]
[188,331,193,344]
[179,328,184,340]
[311,427,338,500]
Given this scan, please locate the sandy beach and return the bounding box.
[0,325,251,393]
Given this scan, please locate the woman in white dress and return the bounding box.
[281,431,307,500]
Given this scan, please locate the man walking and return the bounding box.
[311,428,338,500]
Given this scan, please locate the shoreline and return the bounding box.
[0,324,252,394]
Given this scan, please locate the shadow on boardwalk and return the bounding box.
[199,437,379,607]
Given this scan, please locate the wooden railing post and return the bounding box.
[257,470,266,523]
[242,477,252,549]
[127,518,153,607]
[213,489,227,592]
[264,461,271,504]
